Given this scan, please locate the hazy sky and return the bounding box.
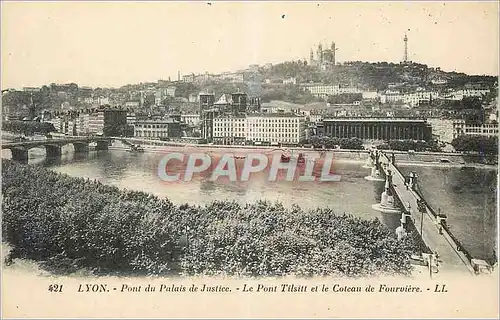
[1,1,498,89]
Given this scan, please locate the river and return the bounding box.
[1,144,497,263]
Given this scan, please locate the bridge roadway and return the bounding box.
[378,152,474,274]
[2,137,110,149]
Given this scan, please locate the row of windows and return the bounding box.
[465,129,498,134]
[214,123,297,128]
[248,134,299,138]
[214,134,245,138]
[214,128,299,133]
[248,119,300,123]
[135,131,169,137]
[215,119,301,123]
[214,123,245,127]
[213,128,244,131]
[136,124,173,129]
[253,138,300,143]
[461,124,498,129]
[214,126,303,131]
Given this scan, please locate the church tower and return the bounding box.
[331,42,337,66]
[310,49,314,65]
[317,43,323,63]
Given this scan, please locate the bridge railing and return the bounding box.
[412,185,477,265]
[383,151,481,269]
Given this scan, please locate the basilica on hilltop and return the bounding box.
[309,42,338,70]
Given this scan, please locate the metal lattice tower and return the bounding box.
[403,33,408,63]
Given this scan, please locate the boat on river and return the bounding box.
[280,153,291,162]
[127,144,145,153]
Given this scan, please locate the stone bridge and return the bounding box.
[369,150,476,274]
[1,137,112,161]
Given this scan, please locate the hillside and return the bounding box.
[2,61,497,115]
[260,60,497,91]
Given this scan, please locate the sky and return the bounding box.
[1,1,499,89]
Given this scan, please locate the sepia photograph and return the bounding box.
[1,1,498,318]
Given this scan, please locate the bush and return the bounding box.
[377,140,442,152]
[2,121,56,135]
[308,136,364,150]
[2,160,415,277]
[451,135,498,154]
[327,93,362,105]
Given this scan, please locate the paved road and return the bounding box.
[379,153,474,274]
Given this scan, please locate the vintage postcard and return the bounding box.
[1,1,498,318]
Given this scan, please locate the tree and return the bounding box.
[2,121,56,135]
[451,135,498,154]
[2,159,416,277]
[103,123,134,137]
[327,93,362,105]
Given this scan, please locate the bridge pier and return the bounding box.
[73,142,89,153]
[95,140,109,151]
[10,148,28,162]
[45,145,62,158]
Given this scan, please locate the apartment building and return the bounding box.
[441,89,490,101]
[126,112,136,126]
[212,113,306,145]
[212,115,247,144]
[88,111,105,135]
[247,113,306,145]
[75,113,90,136]
[134,119,182,139]
[452,120,499,139]
[181,114,200,126]
[46,117,62,132]
[302,84,361,99]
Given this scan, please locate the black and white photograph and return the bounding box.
[1,1,498,318]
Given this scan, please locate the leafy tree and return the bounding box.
[103,124,134,137]
[451,135,498,154]
[327,93,362,104]
[2,121,56,135]
[377,140,442,152]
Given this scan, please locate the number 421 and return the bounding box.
[48,284,63,292]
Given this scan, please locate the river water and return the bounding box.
[2,145,497,263]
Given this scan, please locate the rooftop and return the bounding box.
[323,118,428,123]
[248,113,302,118]
[135,118,179,124]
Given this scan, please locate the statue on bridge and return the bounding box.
[371,169,399,214]
[408,171,418,189]
[395,224,407,241]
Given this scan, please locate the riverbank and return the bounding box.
[110,139,498,169]
[2,159,418,278]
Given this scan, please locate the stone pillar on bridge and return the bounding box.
[45,145,62,158]
[10,148,28,162]
[73,142,89,153]
[363,149,375,168]
[371,169,400,213]
[409,171,418,189]
[95,140,109,151]
[400,205,412,226]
